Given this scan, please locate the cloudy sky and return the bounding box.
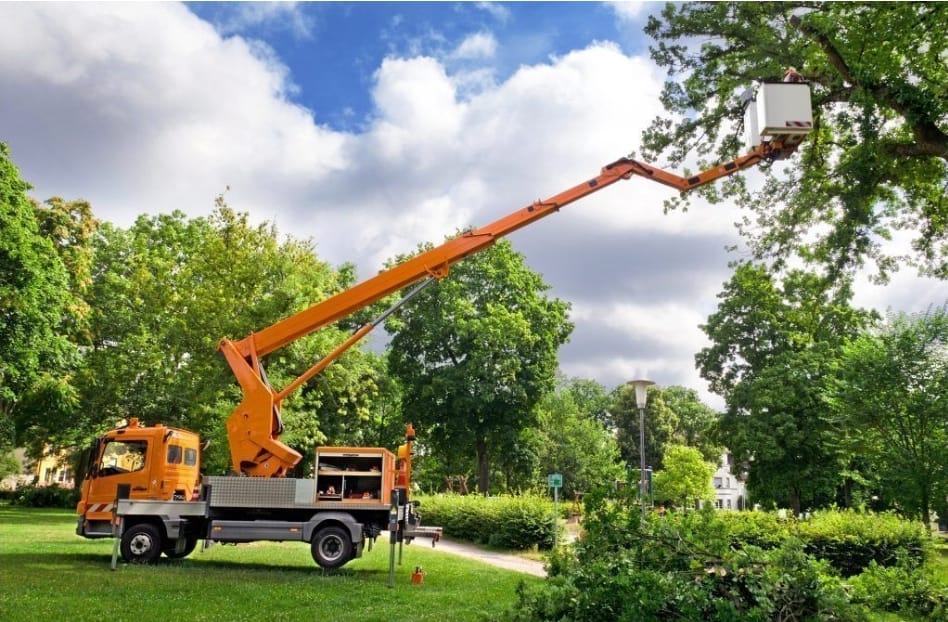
[2,2,945,409]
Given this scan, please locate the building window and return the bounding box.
[715,499,723,509]
[726,498,732,509]
[713,477,723,488]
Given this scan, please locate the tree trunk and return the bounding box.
[789,489,801,517]
[476,437,489,496]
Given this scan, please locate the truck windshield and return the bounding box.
[99,440,147,475]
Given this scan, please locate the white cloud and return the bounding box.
[213,2,314,39]
[1,2,945,414]
[608,1,649,22]
[452,32,498,60]
[474,2,512,24]
[0,3,347,229]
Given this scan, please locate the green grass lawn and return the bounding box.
[0,506,540,622]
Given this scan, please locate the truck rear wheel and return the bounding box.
[311,526,352,569]
[163,536,198,559]
[120,523,163,563]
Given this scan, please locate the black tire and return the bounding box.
[310,526,353,569]
[163,536,198,559]
[120,523,163,563]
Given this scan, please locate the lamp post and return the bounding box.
[628,379,654,520]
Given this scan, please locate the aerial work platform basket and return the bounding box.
[744,82,813,155]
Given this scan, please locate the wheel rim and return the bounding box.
[129,533,154,557]
[319,534,344,561]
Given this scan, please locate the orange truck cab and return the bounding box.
[76,418,201,538]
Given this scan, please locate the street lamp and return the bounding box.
[628,379,654,519]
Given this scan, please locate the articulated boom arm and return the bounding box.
[220,137,803,477]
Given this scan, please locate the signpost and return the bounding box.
[548,473,562,548]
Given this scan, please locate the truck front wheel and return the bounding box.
[120,523,163,563]
[311,526,352,569]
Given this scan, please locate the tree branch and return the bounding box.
[791,15,948,162]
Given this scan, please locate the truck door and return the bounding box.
[80,437,152,523]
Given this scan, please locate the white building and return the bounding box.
[711,451,747,510]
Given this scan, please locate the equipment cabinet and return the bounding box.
[315,447,396,505]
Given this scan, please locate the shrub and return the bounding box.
[497,489,942,621]
[498,495,862,622]
[848,557,948,621]
[10,484,80,508]
[720,508,929,578]
[416,493,559,550]
[794,509,929,576]
[719,509,793,550]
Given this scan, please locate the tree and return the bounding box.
[13,198,99,455]
[74,201,378,474]
[652,444,716,509]
[828,307,948,525]
[696,263,874,514]
[0,143,74,458]
[608,384,720,472]
[385,239,573,495]
[609,383,676,474]
[532,377,623,497]
[656,386,722,463]
[644,3,948,279]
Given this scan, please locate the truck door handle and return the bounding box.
[132,487,147,491]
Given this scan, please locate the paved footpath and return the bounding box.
[434,537,547,577]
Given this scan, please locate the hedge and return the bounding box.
[7,484,80,508]
[719,508,930,577]
[794,509,930,576]
[495,491,945,622]
[415,493,560,550]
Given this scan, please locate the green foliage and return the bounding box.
[416,493,560,550]
[501,483,942,622]
[386,239,572,494]
[0,451,19,480]
[503,491,862,621]
[722,509,931,578]
[849,558,948,621]
[530,376,623,497]
[795,510,929,577]
[608,383,676,472]
[0,143,75,453]
[644,3,948,279]
[652,444,715,508]
[828,307,948,525]
[70,200,379,474]
[9,484,80,508]
[717,510,793,550]
[697,263,874,514]
[608,383,721,473]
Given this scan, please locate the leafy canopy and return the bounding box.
[0,143,76,455]
[644,3,948,279]
[385,239,572,494]
[697,263,875,513]
[827,306,948,524]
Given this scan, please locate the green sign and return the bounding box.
[547,473,563,488]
